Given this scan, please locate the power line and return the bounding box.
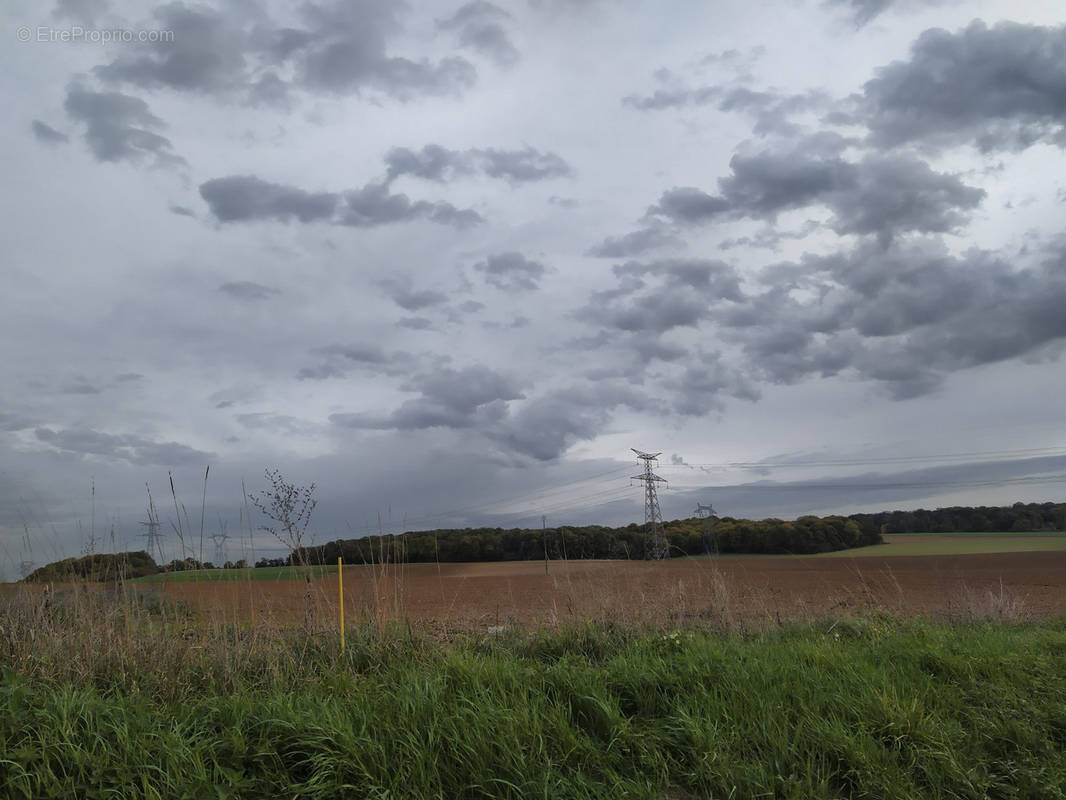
[664,473,1066,493]
[663,444,1066,471]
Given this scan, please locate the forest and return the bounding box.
[21,502,1066,581]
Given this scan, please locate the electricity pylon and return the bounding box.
[211,530,230,566]
[695,502,717,555]
[632,449,668,559]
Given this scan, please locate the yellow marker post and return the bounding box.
[338,556,345,654]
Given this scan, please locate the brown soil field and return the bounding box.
[157,550,1066,631]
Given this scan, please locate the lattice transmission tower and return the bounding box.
[211,530,230,566]
[141,483,165,563]
[695,502,717,555]
[632,449,668,559]
[140,519,164,563]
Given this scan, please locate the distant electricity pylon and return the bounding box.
[632,449,668,560]
[695,503,717,555]
[210,524,230,566]
[141,483,165,563]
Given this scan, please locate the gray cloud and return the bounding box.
[31,120,69,145]
[378,279,449,311]
[385,143,473,182]
[92,0,476,102]
[586,224,681,258]
[385,144,572,184]
[339,182,482,228]
[298,344,419,381]
[218,281,281,300]
[200,176,337,223]
[398,316,436,330]
[95,3,249,94]
[0,413,34,432]
[647,187,731,224]
[719,238,1066,397]
[199,176,481,228]
[63,84,183,166]
[438,2,520,67]
[583,258,742,335]
[666,354,761,416]
[331,364,523,431]
[491,382,650,461]
[477,147,572,182]
[648,136,984,244]
[34,427,213,466]
[862,21,1066,152]
[53,0,108,25]
[474,252,547,291]
[625,84,828,137]
[824,0,950,28]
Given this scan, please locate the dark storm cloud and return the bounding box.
[169,205,195,217]
[218,281,281,300]
[331,364,524,431]
[31,120,69,145]
[582,258,742,335]
[861,21,1066,152]
[438,2,520,67]
[647,136,984,244]
[586,225,681,258]
[34,427,213,466]
[199,176,481,228]
[474,252,547,291]
[63,85,183,166]
[92,0,476,102]
[385,144,572,184]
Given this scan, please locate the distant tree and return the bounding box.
[250,469,317,562]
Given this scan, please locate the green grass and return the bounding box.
[132,564,338,582]
[2,615,1066,799]
[814,532,1066,558]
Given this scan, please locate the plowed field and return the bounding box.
[159,550,1066,630]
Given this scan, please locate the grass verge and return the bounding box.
[1,589,1065,799]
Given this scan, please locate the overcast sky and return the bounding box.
[3,0,1066,575]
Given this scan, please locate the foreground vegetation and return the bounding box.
[1,585,1064,798]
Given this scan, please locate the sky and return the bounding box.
[2,0,1066,576]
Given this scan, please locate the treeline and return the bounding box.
[852,501,1066,534]
[23,551,159,583]
[295,513,882,566]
